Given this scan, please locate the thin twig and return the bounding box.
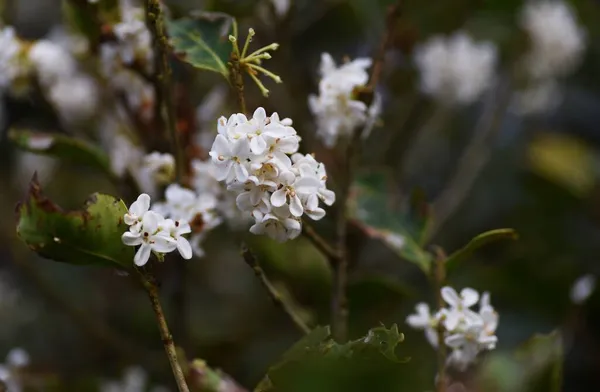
[425,79,511,242]
[241,245,310,334]
[301,219,340,261]
[432,247,447,392]
[229,52,247,115]
[144,0,185,182]
[139,272,190,392]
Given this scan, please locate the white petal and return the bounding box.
[134,244,152,266]
[211,134,231,156]
[444,311,461,331]
[141,211,160,233]
[441,286,460,307]
[253,107,267,122]
[271,188,287,207]
[444,334,466,348]
[320,188,336,206]
[130,193,150,216]
[176,237,193,259]
[151,235,177,253]
[122,231,142,246]
[289,195,303,217]
[234,163,249,182]
[250,135,267,154]
[305,207,325,220]
[461,288,479,308]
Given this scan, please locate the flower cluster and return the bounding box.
[122,194,193,266]
[309,53,381,148]
[99,0,155,121]
[414,32,497,105]
[0,348,29,392]
[209,107,335,242]
[100,366,169,392]
[406,287,498,371]
[513,1,586,114]
[0,26,29,93]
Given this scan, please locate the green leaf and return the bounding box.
[446,228,518,273]
[9,129,114,177]
[16,176,133,269]
[350,169,433,273]
[166,11,234,77]
[255,324,408,392]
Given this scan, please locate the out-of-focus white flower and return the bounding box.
[113,2,153,71]
[407,286,498,371]
[0,27,25,87]
[414,32,497,105]
[0,348,30,392]
[271,0,291,17]
[100,366,170,392]
[511,80,561,115]
[47,26,90,57]
[142,152,175,185]
[28,40,77,87]
[308,53,380,147]
[520,1,586,80]
[48,75,99,124]
[209,107,335,242]
[570,274,596,304]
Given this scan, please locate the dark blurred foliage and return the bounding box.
[2,0,600,391]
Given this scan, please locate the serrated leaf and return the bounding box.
[9,129,114,178]
[350,170,433,273]
[16,176,133,269]
[446,228,518,273]
[166,11,234,77]
[255,324,407,392]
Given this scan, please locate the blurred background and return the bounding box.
[2,0,600,391]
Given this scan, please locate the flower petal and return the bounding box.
[151,234,177,253]
[176,237,193,260]
[441,286,460,307]
[461,288,479,308]
[134,244,152,266]
[130,193,150,216]
[271,188,287,207]
[122,231,142,246]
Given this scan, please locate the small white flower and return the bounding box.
[209,135,251,182]
[414,32,497,105]
[520,0,586,80]
[570,274,596,305]
[441,286,480,330]
[47,75,98,124]
[160,219,193,260]
[406,302,440,348]
[0,26,28,91]
[250,206,301,242]
[28,39,77,87]
[143,152,175,185]
[124,193,151,232]
[121,211,177,266]
[0,348,29,392]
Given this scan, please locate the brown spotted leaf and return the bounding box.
[16,176,133,269]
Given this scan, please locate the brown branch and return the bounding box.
[144,0,185,182]
[301,219,340,261]
[139,272,190,392]
[229,52,247,115]
[432,247,447,392]
[241,245,310,334]
[367,1,403,92]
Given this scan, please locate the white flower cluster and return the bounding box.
[0,26,28,93]
[122,193,193,266]
[407,287,498,371]
[414,32,497,105]
[514,1,586,114]
[308,53,381,148]
[209,107,335,242]
[100,0,155,121]
[28,37,98,125]
[0,348,29,392]
[101,366,169,392]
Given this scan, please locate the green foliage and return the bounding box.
[166,11,235,77]
[255,324,408,392]
[350,169,433,273]
[445,228,518,273]
[9,129,114,178]
[16,177,133,269]
[479,330,563,392]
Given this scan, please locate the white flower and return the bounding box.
[100,366,170,392]
[122,211,177,266]
[0,26,27,91]
[0,348,29,392]
[112,3,153,71]
[406,302,440,348]
[308,53,380,147]
[28,40,77,87]
[414,32,497,105]
[570,274,596,304]
[209,108,335,241]
[160,219,193,260]
[441,286,480,330]
[520,1,586,80]
[124,193,151,232]
[143,152,175,184]
[47,75,98,124]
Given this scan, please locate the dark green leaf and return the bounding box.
[9,129,114,178]
[350,169,433,273]
[166,11,234,77]
[16,176,133,269]
[446,228,518,273]
[255,324,408,392]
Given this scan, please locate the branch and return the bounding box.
[301,219,340,261]
[229,52,247,115]
[432,247,447,392]
[139,272,190,392]
[425,79,511,242]
[366,1,402,93]
[241,245,310,334]
[144,0,184,182]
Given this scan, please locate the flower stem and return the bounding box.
[140,272,190,392]
[144,0,185,183]
[432,247,447,392]
[229,52,247,114]
[301,219,340,261]
[241,244,311,334]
